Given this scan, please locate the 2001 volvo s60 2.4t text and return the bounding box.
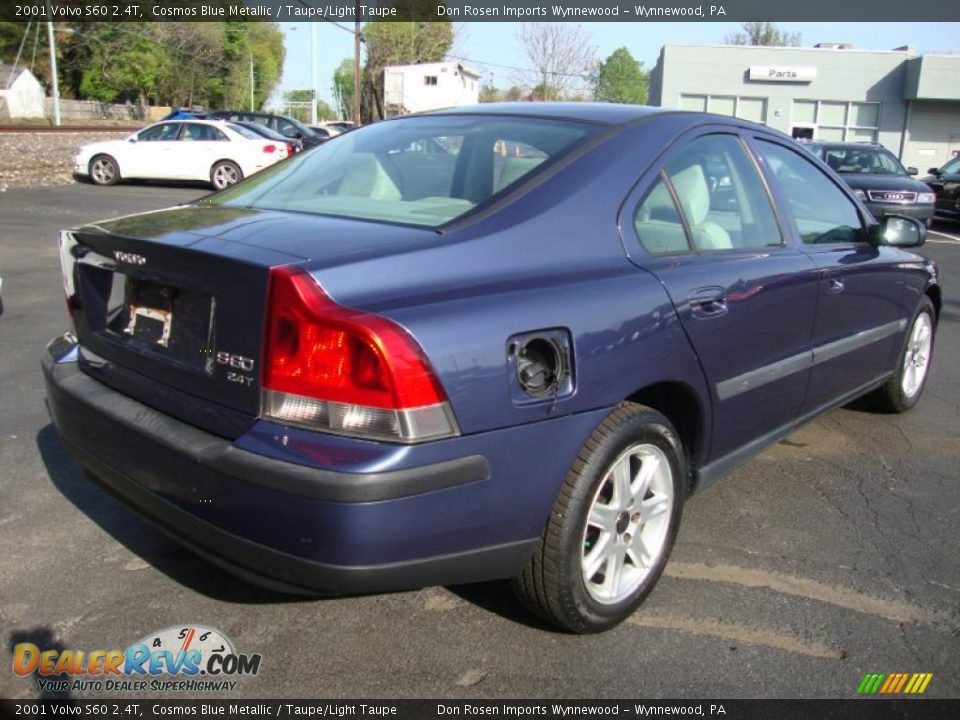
[44,104,940,633]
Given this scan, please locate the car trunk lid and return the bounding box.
[61,205,441,439]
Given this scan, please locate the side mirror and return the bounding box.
[870,215,926,248]
[906,166,918,176]
[927,167,941,176]
[128,136,138,143]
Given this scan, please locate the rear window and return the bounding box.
[228,123,262,140]
[208,115,598,227]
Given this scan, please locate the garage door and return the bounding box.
[905,100,960,171]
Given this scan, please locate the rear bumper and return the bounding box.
[42,338,602,593]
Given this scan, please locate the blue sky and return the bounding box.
[273,22,960,112]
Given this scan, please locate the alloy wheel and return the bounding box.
[902,312,933,398]
[581,443,674,604]
[91,158,115,184]
[212,164,239,189]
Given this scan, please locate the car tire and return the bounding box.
[210,161,243,190]
[868,297,936,413]
[89,155,120,186]
[511,402,686,633]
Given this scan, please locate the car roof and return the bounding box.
[424,102,673,125]
[156,118,229,126]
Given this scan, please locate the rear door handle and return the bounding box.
[826,277,845,294]
[687,286,728,319]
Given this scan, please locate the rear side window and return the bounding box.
[210,115,598,227]
[182,124,226,142]
[634,134,781,253]
[227,123,262,140]
[138,123,180,142]
[757,140,865,245]
[634,176,689,254]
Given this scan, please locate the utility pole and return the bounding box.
[353,1,361,126]
[310,22,317,125]
[44,4,60,127]
[249,52,255,111]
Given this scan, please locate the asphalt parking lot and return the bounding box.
[1,183,958,699]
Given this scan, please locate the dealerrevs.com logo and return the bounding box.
[13,625,261,693]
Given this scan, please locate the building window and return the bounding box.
[680,94,707,112]
[679,94,767,124]
[790,100,880,143]
[424,76,438,86]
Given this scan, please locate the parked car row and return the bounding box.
[800,141,937,226]
[800,139,960,226]
[74,110,356,191]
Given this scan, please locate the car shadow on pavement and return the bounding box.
[8,627,74,700]
[36,424,312,606]
[37,423,564,629]
[445,582,561,632]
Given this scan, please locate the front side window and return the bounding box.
[634,134,781,253]
[208,115,597,227]
[939,155,960,175]
[138,123,181,142]
[757,140,865,245]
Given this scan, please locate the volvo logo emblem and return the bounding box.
[113,251,147,265]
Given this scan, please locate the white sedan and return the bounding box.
[74,120,290,190]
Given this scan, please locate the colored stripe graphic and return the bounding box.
[858,672,932,694]
[858,673,885,694]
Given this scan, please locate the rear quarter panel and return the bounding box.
[304,114,712,447]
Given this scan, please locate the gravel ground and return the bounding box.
[0,132,128,191]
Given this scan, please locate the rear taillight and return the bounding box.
[263,144,277,154]
[261,266,459,443]
[287,142,296,156]
[58,230,78,324]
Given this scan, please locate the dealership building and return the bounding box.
[648,43,960,172]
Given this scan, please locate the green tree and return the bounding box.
[362,21,454,120]
[332,57,355,120]
[724,22,801,47]
[77,24,169,106]
[504,85,526,102]
[594,47,647,104]
[1,21,81,97]
[315,98,335,120]
[244,21,284,109]
[57,21,282,111]
[478,81,503,103]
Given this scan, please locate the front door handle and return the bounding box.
[688,286,728,319]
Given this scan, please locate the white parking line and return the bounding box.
[928,229,960,245]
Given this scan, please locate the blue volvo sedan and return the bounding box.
[43,104,940,633]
